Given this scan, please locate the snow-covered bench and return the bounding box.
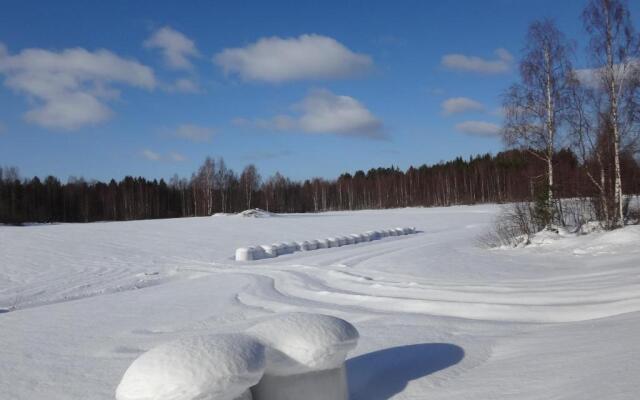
[115,313,359,400]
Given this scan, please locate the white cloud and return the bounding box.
[0,42,155,130]
[141,149,162,161]
[455,121,501,137]
[168,152,186,162]
[574,60,640,89]
[442,48,513,74]
[167,77,200,93]
[141,149,186,162]
[442,97,485,115]
[214,34,372,82]
[251,89,384,139]
[173,124,215,142]
[144,26,199,70]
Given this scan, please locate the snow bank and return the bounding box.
[238,209,276,218]
[247,313,359,400]
[235,227,418,261]
[115,334,265,400]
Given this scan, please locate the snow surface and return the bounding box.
[1,205,640,399]
[116,334,265,400]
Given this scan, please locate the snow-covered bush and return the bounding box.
[115,334,265,400]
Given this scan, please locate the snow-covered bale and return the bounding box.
[338,236,348,246]
[252,368,348,400]
[115,334,265,400]
[349,234,361,244]
[235,247,256,261]
[273,243,292,256]
[247,313,358,374]
[345,235,355,245]
[260,245,277,258]
[367,230,380,240]
[316,239,329,249]
[297,241,312,251]
[247,313,359,400]
[308,240,319,250]
[252,247,267,260]
[327,237,340,247]
[287,242,300,252]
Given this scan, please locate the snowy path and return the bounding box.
[1,205,639,399]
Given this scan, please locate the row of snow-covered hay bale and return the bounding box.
[235,227,417,261]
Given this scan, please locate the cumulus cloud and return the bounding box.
[141,149,186,162]
[173,124,215,142]
[574,60,640,89]
[214,34,372,82]
[455,121,501,137]
[167,77,200,93]
[442,97,485,115]
[0,42,155,130]
[249,89,384,139]
[144,26,199,70]
[442,48,513,74]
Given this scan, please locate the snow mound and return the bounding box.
[237,209,276,218]
[246,313,359,375]
[115,334,265,400]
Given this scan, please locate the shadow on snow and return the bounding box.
[347,343,464,400]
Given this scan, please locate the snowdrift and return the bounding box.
[235,227,417,261]
[237,209,276,218]
[115,313,359,400]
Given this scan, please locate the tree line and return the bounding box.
[1,148,639,224]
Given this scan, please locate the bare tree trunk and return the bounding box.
[545,46,555,227]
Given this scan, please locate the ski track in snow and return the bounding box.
[1,205,640,399]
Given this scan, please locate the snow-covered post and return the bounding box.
[115,334,266,400]
[247,313,359,400]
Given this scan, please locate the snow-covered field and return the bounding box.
[1,205,639,399]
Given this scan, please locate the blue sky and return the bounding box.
[1,0,639,182]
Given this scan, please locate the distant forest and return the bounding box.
[1,148,639,224]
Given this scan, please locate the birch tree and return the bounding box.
[503,19,573,228]
[583,0,640,226]
[240,164,260,210]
